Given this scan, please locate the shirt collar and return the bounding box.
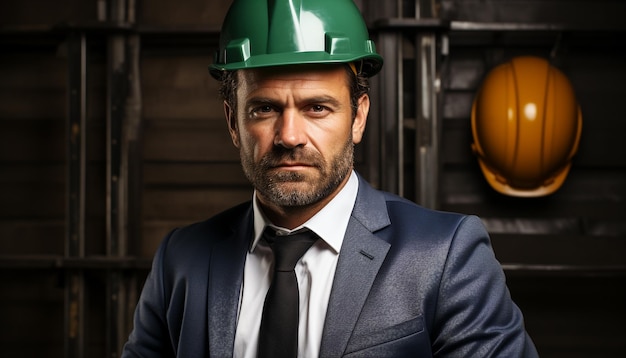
[251,170,359,254]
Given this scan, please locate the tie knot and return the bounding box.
[263,227,318,272]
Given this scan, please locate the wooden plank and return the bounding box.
[138,0,233,28]
[440,167,626,222]
[0,181,65,218]
[142,118,239,162]
[141,55,223,120]
[143,162,248,186]
[0,119,108,161]
[142,187,252,220]
[0,255,152,270]
[0,52,66,120]
[440,0,626,30]
[0,163,65,183]
[0,53,66,86]
[0,220,65,255]
[0,163,107,218]
[507,275,626,358]
[491,234,626,267]
[0,271,64,358]
[0,89,66,119]
[0,0,96,27]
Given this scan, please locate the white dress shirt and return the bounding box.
[233,171,359,358]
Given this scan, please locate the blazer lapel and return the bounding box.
[319,179,392,357]
[207,204,253,358]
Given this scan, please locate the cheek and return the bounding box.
[239,124,273,159]
[311,124,351,154]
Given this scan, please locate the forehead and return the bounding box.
[237,64,350,93]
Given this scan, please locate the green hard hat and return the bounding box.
[209,0,383,79]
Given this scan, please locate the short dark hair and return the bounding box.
[217,64,370,118]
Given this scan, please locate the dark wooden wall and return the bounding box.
[434,1,626,356]
[0,0,624,357]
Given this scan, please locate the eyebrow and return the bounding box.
[245,97,274,107]
[246,95,343,109]
[306,96,343,109]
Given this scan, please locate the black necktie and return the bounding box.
[258,227,319,358]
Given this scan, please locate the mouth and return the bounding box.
[272,162,313,170]
[262,148,322,173]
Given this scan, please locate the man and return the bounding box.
[122,0,538,357]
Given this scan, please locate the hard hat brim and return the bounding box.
[209,52,383,79]
[477,158,572,198]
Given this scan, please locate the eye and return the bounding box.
[306,104,331,117]
[250,105,277,119]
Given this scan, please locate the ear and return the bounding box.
[351,93,369,144]
[224,101,240,148]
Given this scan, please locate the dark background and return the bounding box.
[0,0,624,357]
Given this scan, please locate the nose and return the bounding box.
[274,109,307,148]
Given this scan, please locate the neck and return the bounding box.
[260,202,324,230]
[257,175,351,230]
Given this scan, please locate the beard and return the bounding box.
[239,138,354,207]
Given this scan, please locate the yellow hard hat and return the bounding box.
[471,56,582,197]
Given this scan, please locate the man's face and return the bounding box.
[225,64,369,209]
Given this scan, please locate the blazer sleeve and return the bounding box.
[431,215,538,358]
[122,231,176,358]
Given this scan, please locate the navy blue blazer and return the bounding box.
[123,177,538,357]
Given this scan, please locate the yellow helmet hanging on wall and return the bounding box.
[471,56,582,197]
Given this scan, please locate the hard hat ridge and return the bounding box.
[266,0,308,54]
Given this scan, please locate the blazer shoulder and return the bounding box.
[175,200,251,235]
[353,176,473,237]
[161,200,252,257]
[376,190,491,254]
[382,190,470,228]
